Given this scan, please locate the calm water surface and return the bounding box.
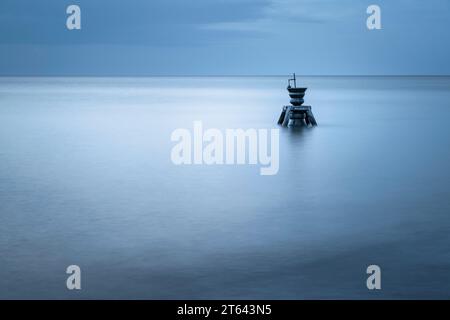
[0,77,450,299]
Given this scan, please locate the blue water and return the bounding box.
[1,77,450,299]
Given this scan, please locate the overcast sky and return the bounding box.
[1,0,450,75]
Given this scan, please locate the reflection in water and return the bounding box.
[1,77,450,299]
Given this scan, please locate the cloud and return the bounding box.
[201,0,358,32]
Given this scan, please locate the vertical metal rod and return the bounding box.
[293,73,296,88]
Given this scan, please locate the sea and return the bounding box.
[0,76,449,299]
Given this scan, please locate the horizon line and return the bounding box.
[1,74,450,78]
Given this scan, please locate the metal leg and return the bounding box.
[304,114,311,126]
[278,108,286,125]
[307,110,317,126]
[282,106,292,127]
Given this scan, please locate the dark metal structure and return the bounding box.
[278,73,317,127]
